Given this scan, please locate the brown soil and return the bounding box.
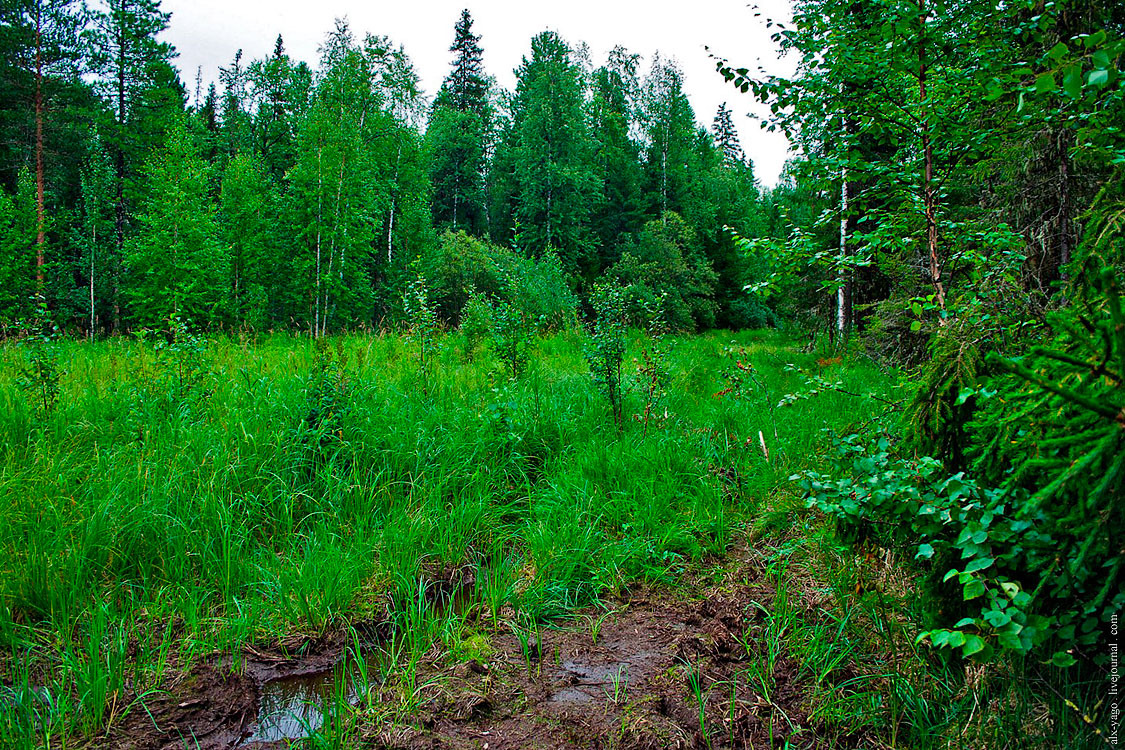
[98,546,873,750]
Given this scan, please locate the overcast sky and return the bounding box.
[161,0,795,186]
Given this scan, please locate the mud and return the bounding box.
[107,629,363,750]
[101,550,871,749]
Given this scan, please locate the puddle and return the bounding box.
[239,664,361,746]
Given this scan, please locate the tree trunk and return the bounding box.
[837,168,848,333]
[90,224,96,341]
[389,141,402,263]
[34,4,46,288]
[918,0,946,315]
[314,143,323,337]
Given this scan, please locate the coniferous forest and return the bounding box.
[0,0,1123,748]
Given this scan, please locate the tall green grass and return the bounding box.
[0,329,893,744]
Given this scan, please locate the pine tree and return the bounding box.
[88,0,177,329]
[0,0,88,291]
[712,102,745,167]
[504,31,599,272]
[589,47,644,272]
[427,10,491,236]
[124,115,226,328]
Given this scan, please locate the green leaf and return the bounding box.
[964,579,987,600]
[910,320,922,332]
[984,609,1012,627]
[943,568,960,583]
[916,543,935,560]
[1063,66,1083,98]
[962,634,987,656]
[1034,73,1056,94]
[1088,69,1109,87]
[1050,651,1077,668]
[964,557,994,573]
[1047,42,1068,61]
[911,301,923,316]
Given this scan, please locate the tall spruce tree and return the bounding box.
[589,46,644,272]
[88,0,177,329]
[124,114,226,328]
[504,31,599,272]
[426,9,491,235]
[711,102,745,167]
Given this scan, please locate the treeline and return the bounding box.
[0,3,773,335]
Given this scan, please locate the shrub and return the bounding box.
[490,299,532,378]
[459,287,493,362]
[17,295,62,419]
[585,281,629,428]
[417,230,577,330]
[403,274,439,383]
[607,213,717,331]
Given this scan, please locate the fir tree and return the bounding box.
[712,102,745,167]
[505,31,599,271]
[427,9,491,236]
[443,9,488,114]
[124,115,226,328]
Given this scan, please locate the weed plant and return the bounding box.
[0,327,892,745]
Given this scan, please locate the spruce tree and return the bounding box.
[427,9,490,235]
[711,102,745,167]
[589,47,644,272]
[505,31,598,272]
[444,9,488,114]
[124,115,226,328]
[88,0,177,329]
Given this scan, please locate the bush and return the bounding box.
[417,231,577,330]
[607,213,717,331]
[804,263,1125,672]
[800,436,1059,663]
[585,282,629,427]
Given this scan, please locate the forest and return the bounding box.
[0,0,1122,747]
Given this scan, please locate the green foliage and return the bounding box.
[0,173,36,326]
[489,299,532,378]
[635,295,671,436]
[124,117,227,329]
[609,213,717,331]
[903,321,984,471]
[502,31,599,270]
[299,337,356,472]
[584,281,629,427]
[969,265,1125,646]
[17,296,62,419]
[800,436,1051,661]
[219,152,276,329]
[418,230,577,329]
[402,274,438,379]
[459,287,492,362]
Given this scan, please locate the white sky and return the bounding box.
[161,0,795,186]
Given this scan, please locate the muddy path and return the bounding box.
[101,544,873,749]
